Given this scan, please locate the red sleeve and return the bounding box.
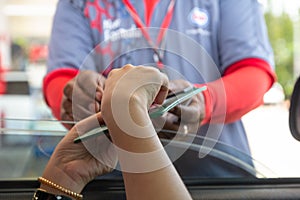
[195,58,277,124]
[43,68,78,120]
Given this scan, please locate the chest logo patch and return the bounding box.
[188,7,209,28]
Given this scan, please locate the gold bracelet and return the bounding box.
[38,177,83,200]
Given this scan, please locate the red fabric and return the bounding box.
[144,0,160,26]
[43,68,78,119]
[195,58,277,124]
[0,54,6,95]
[0,69,6,95]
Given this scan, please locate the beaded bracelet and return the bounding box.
[38,177,83,200]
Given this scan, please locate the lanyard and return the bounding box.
[122,0,176,69]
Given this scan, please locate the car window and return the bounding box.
[0,0,300,181]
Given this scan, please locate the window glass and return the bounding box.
[0,0,300,180]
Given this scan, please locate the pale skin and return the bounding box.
[103,65,192,199]
[39,65,192,200]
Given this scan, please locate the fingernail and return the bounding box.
[95,91,102,100]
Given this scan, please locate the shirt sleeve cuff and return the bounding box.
[43,68,78,119]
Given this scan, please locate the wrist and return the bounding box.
[104,98,161,152]
[102,92,151,132]
[37,177,83,200]
[42,158,86,193]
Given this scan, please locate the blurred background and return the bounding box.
[0,0,299,115]
[0,0,57,119]
[261,0,300,98]
[0,0,300,179]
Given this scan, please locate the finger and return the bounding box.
[72,86,100,112]
[63,79,75,100]
[181,105,201,123]
[64,76,99,114]
[61,113,75,130]
[61,97,73,116]
[72,103,97,121]
[94,76,105,100]
[169,100,202,123]
[72,86,98,105]
[95,90,103,102]
[88,102,100,113]
[123,64,135,70]
[76,70,102,94]
[61,111,74,122]
[61,96,74,127]
[97,73,106,86]
[95,112,105,124]
[168,97,192,117]
[62,93,96,120]
[168,80,192,94]
[107,67,125,78]
[154,73,169,104]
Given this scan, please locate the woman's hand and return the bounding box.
[41,112,117,194]
[100,65,192,200]
[101,64,169,140]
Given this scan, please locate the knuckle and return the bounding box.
[123,64,134,69]
[63,81,73,95]
[62,100,69,109]
[108,68,118,77]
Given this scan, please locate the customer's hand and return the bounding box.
[101,64,169,144]
[41,112,117,194]
[153,79,205,139]
[61,70,106,129]
[99,66,192,200]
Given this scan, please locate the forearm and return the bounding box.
[104,98,191,200]
[198,58,276,124]
[123,165,191,200]
[108,120,192,200]
[104,97,162,152]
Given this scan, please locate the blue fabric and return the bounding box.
[47,0,274,178]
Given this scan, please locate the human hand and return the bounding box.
[101,64,169,141]
[41,112,117,193]
[100,66,192,200]
[61,70,106,129]
[153,79,205,139]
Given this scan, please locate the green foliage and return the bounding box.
[264,12,295,98]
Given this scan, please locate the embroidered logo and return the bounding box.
[188,7,209,28]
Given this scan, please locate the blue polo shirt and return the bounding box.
[47,0,274,178]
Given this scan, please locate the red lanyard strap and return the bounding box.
[156,0,175,45]
[122,0,176,65]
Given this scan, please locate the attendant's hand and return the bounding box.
[61,70,105,129]
[41,112,117,194]
[153,79,205,139]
